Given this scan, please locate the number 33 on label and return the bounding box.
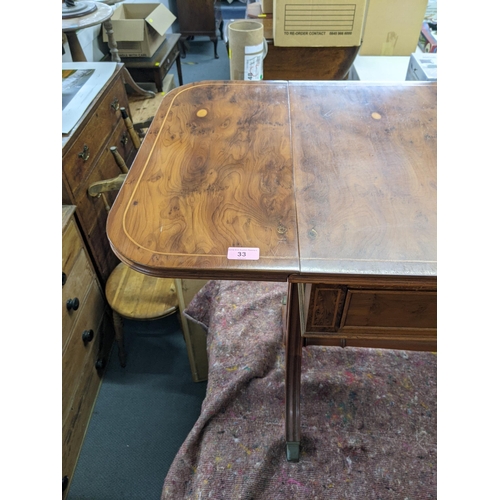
[227,247,260,260]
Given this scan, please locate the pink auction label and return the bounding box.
[227,247,260,260]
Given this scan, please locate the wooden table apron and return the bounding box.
[107,80,437,461]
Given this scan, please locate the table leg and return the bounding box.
[210,35,219,59]
[153,71,163,93]
[175,44,184,86]
[179,37,187,59]
[285,281,303,462]
[65,31,87,62]
[102,19,156,99]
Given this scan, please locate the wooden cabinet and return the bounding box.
[62,206,112,498]
[62,63,136,288]
[176,0,223,58]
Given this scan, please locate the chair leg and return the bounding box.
[112,311,127,367]
[211,35,219,59]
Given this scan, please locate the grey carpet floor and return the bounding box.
[67,315,208,500]
[67,34,233,500]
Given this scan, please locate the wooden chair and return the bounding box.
[88,147,179,367]
[105,263,178,366]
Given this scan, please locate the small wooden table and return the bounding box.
[107,81,437,462]
[122,34,184,92]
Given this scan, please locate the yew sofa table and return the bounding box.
[106,80,437,462]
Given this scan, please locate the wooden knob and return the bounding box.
[66,297,79,311]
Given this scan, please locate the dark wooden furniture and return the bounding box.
[122,34,184,92]
[176,0,223,58]
[62,205,112,498]
[250,16,360,80]
[106,81,437,462]
[62,63,137,288]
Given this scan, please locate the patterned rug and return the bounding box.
[162,281,437,499]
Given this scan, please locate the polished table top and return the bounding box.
[107,81,436,282]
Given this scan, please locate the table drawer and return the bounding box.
[62,248,94,352]
[62,76,128,197]
[304,284,346,333]
[341,290,437,330]
[302,283,437,339]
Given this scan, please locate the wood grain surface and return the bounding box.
[290,82,437,277]
[107,81,299,279]
[108,81,437,281]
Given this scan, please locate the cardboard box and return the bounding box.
[273,0,367,47]
[102,3,176,58]
[359,0,428,56]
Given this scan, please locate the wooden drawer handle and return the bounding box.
[111,98,120,111]
[82,329,94,344]
[66,297,80,311]
[77,144,90,162]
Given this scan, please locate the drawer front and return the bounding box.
[62,76,128,197]
[62,277,105,424]
[302,283,437,347]
[62,311,109,486]
[62,248,94,352]
[62,218,82,278]
[341,290,437,330]
[74,121,135,282]
[305,285,346,333]
[75,120,135,235]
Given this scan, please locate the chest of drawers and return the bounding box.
[62,63,136,288]
[62,205,112,497]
